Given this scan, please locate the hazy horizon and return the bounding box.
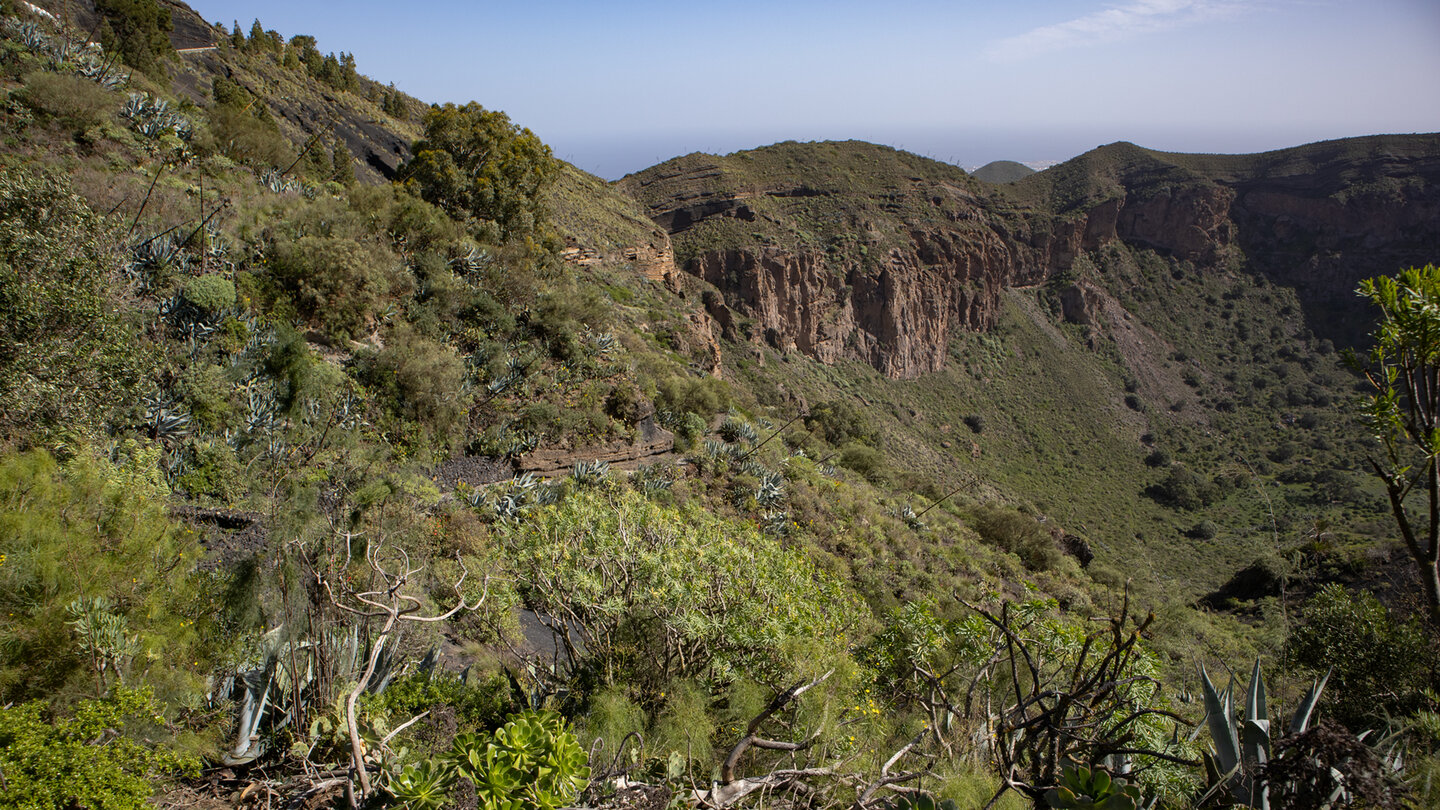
[184,0,1440,180]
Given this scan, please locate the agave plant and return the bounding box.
[630,463,674,496]
[120,93,192,139]
[450,244,491,274]
[571,459,610,486]
[755,471,786,508]
[143,393,191,442]
[719,415,758,445]
[896,504,926,531]
[1198,659,1329,810]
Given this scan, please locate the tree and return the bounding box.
[95,0,173,78]
[1354,264,1440,626]
[400,102,557,242]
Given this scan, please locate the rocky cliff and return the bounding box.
[621,135,1440,377]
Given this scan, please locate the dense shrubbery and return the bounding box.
[0,688,197,810]
[402,102,559,241]
[0,166,142,444]
[970,504,1061,571]
[268,236,397,340]
[1285,584,1433,728]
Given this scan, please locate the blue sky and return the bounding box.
[184,0,1440,179]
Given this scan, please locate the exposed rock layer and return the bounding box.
[621,136,1440,377]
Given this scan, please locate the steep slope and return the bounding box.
[625,136,1440,381]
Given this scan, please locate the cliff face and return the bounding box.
[622,136,1440,377]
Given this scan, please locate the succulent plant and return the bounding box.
[571,459,610,486]
[1198,659,1329,810]
[756,471,786,508]
[1044,765,1143,810]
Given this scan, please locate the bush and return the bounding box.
[963,413,986,434]
[0,448,215,704]
[1285,584,1432,728]
[0,688,197,810]
[0,165,142,443]
[838,440,885,482]
[202,105,294,168]
[806,399,878,447]
[971,504,1061,571]
[355,327,469,440]
[368,670,515,754]
[17,72,116,132]
[181,274,236,312]
[1146,465,1218,510]
[268,236,395,339]
[495,488,862,692]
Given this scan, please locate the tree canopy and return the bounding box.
[401,103,557,242]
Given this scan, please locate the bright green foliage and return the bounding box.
[0,449,210,704]
[1354,264,1440,624]
[451,710,590,810]
[367,670,517,748]
[496,488,864,691]
[181,274,236,312]
[1284,584,1430,728]
[0,166,142,444]
[94,0,173,78]
[0,687,196,810]
[386,758,452,810]
[384,710,589,810]
[402,102,558,241]
[1044,765,1140,810]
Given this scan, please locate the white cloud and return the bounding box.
[984,0,1248,61]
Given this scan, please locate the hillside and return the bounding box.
[971,159,1035,183]
[1,2,1438,809]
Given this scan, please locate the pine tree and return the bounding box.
[331,140,356,186]
[229,20,244,49]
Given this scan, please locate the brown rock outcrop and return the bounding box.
[621,136,1440,377]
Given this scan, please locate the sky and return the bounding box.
[183,0,1440,180]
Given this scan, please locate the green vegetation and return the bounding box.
[402,102,558,242]
[95,0,173,78]
[1353,264,1440,623]
[0,4,1437,808]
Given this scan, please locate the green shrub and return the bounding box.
[807,399,878,446]
[181,274,236,312]
[175,439,244,503]
[368,670,515,754]
[0,447,217,704]
[1145,465,1217,510]
[267,236,395,339]
[971,504,1061,571]
[17,72,115,132]
[1285,584,1432,728]
[839,440,885,482]
[0,165,142,443]
[355,327,469,440]
[201,105,294,168]
[0,687,197,810]
[496,488,863,691]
